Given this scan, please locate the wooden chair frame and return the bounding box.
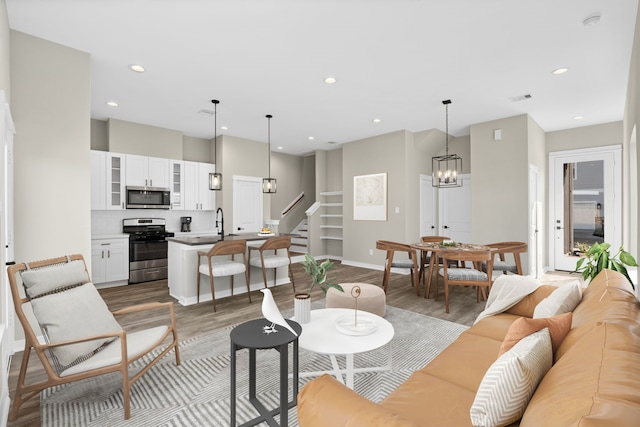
[7,254,180,421]
[248,236,296,291]
[376,240,419,294]
[439,249,493,313]
[418,235,451,293]
[485,241,528,275]
[197,239,251,311]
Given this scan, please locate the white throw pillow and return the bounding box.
[21,259,89,298]
[533,281,582,318]
[30,283,123,367]
[470,328,552,427]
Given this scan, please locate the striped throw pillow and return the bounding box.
[470,328,552,427]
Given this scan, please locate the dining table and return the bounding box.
[410,241,490,299]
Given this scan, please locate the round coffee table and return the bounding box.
[293,308,394,389]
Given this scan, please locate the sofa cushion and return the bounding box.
[533,281,582,318]
[498,312,572,356]
[470,328,552,427]
[520,322,640,427]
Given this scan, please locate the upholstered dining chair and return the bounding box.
[418,235,452,290]
[248,236,295,291]
[483,241,528,276]
[197,239,251,311]
[6,254,180,421]
[376,240,419,294]
[438,249,493,313]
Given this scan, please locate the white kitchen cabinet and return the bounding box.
[106,153,126,210]
[184,161,216,211]
[90,150,106,210]
[125,154,170,189]
[169,160,184,210]
[91,238,129,284]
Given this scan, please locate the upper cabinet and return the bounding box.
[169,160,184,210]
[184,161,216,211]
[125,154,170,189]
[91,150,126,210]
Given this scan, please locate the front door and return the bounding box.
[232,176,263,234]
[549,147,621,271]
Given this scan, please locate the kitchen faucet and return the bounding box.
[216,207,224,238]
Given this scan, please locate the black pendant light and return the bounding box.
[432,99,463,188]
[262,114,277,193]
[209,99,222,190]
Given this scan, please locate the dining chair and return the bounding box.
[7,254,180,421]
[418,236,452,292]
[376,240,419,294]
[197,240,251,311]
[438,249,493,313]
[248,236,296,291]
[483,241,528,276]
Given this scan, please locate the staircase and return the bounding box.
[290,219,308,255]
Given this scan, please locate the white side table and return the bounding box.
[293,308,394,389]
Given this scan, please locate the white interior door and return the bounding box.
[232,176,263,233]
[549,147,621,271]
[438,174,471,242]
[419,174,437,237]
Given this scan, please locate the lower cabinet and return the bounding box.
[91,238,129,284]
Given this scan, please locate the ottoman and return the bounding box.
[325,283,386,317]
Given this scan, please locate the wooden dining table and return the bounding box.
[410,241,490,299]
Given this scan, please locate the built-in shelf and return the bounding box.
[319,191,343,250]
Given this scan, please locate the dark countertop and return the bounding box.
[167,232,298,246]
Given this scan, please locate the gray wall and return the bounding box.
[0,0,9,100]
[108,118,183,160]
[10,30,91,341]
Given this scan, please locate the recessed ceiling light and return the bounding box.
[308,136,315,140]
[221,126,228,130]
[552,68,569,75]
[372,118,381,123]
[324,77,336,84]
[106,101,119,107]
[574,115,584,120]
[129,64,145,73]
[277,146,284,150]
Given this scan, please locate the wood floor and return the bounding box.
[7,261,488,426]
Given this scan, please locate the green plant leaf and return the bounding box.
[620,250,638,266]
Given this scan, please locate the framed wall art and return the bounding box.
[353,172,387,221]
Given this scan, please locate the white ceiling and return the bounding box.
[6,0,639,155]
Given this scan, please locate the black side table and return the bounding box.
[230,318,302,427]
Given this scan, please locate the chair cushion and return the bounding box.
[60,325,169,377]
[470,328,552,427]
[30,282,123,367]
[249,255,291,269]
[440,267,488,281]
[199,261,246,277]
[483,260,518,273]
[21,259,89,298]
[391,261,414,269]
[533,281,582,318]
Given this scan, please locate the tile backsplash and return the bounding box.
[92,209,216,235]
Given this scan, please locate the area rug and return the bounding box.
[41,306,468,426]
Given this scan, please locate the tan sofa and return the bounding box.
[297,269,640,426]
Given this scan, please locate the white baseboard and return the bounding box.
[340,259,410,275]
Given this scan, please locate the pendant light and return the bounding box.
[432,99,463,188]
[209,99,222,190]
[262,114,277,193]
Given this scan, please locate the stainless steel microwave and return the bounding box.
[126,186,171,209]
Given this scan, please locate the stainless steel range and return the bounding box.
[123,218,175,284]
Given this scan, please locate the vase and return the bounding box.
[294,293,311,324]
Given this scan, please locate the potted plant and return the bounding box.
[295,254,343,323]
[573,242,637,290]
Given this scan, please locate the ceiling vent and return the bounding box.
[198,109,214,116]
[327,141,338,145]
[509,94,533,102]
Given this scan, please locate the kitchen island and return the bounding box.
[167,233,296,306]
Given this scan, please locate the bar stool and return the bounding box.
[197,240,251,312]
[248,236,296,291]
